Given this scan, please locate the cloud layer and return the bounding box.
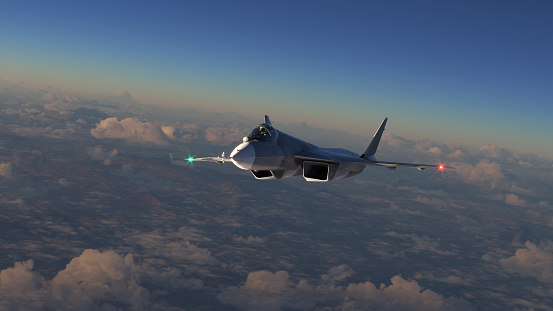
[218,266,472,311]
[1,83,552,310]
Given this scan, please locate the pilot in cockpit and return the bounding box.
[248,124,278,142]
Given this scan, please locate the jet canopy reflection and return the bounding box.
[247,123,278,142]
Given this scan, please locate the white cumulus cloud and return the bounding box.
[91,117,170,144]
[218,270,296,311]
[500,240,553,283]
[344,275,468,311]
[449,149,466,159]
[205,124,249,145]
[452,159,504,188]
[132,229,217,266]
[86,146,118,165]
[218,265,472,311]
[428,147,443,155]
[0,249,150,310]
[479,143,514,160]
[161,125,176,140]
[505,193,528,207]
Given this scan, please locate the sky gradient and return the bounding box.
[1,0,552,158]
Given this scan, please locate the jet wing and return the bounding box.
[364,160,455,170]
[194,156,230,164]
[294,150,365,164]
[295,150,453,170]
[194,152,230,164]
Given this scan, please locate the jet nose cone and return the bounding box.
[230,142,255,170]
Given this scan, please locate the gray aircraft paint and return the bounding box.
[195,115,452,182]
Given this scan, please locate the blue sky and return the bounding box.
[1,0,552,158]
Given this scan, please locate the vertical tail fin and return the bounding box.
[361,117,387,159]
[264,115,272,126]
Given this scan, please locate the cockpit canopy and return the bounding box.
[247,123,278,142]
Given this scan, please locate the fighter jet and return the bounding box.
[193,116,452,182]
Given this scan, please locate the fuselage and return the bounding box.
[229,123,365,181]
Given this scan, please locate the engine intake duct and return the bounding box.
[250,170,284,180]
[303,161,337,182]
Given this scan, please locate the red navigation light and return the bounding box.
[433,163,447,178]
